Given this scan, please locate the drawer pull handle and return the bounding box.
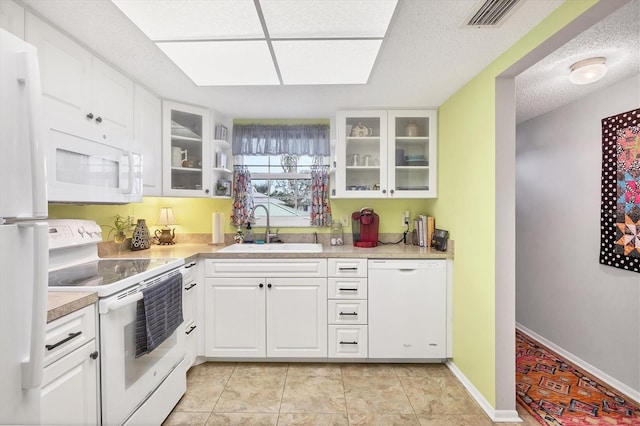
[338,267,358,271]
[185,262,196,268]
[186,325,197,335]
[339,312,358,316]
[90,351,99,360]
[185,282,197,291]
[339,341,358,345]
[45,331,82,351]
[338,288,358,291]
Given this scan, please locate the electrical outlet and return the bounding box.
[128,216,136,227]
[401,211,410,227]
[341,214,348,225]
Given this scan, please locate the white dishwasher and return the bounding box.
[368,259,447,359]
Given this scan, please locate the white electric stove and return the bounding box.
[47,219,187,426]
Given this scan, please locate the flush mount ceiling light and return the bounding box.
[112,0,398,86]
[569,57,607,85]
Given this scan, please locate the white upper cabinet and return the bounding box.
[334,109,437,198]
[134,85,162,196]
[387,110,437,198]
[0,0,24,39]
[335,110,388,199]
[25,13,134,152]
[162,101,212,197]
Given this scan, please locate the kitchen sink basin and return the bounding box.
[217,243,323,253]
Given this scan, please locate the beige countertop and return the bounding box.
[105,242,454,261]
[47,291,98,323]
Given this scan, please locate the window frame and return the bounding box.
[238,157,319,228]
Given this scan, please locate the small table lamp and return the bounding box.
[155,207,177,245]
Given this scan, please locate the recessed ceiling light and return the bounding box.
[261,0,398,38]
[157,41,280,86]
[274,40,383,85]
[569,57,607,85]
[111,0,398,86]
[112,0,263,41]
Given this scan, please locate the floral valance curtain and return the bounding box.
[232,124,330,156]
[231,166,253,227]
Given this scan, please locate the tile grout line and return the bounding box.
[394,365,421,423]
[204,362,237,424]
[340,364,351,425]
[275,363,289,425]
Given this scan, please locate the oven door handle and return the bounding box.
[100,292,143,314]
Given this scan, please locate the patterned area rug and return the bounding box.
[516,330,640,425]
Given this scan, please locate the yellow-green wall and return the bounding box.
[432,0,598,407]
[49,197,433,238]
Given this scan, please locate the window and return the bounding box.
[239,154,326,227]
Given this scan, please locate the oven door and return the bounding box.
[47,129,142,204]
[98,273,185,426]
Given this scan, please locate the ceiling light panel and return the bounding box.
[111,0,263,41]
[261,0,398,38]
[273,40,383,85]
[156,41,279,86]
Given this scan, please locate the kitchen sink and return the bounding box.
[217,243,323,253]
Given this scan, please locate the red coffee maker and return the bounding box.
[352,208,379,247]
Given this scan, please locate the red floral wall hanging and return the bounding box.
[600,108,640,272]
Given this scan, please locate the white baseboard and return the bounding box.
[446,361,523,423]
[516,323,640,405]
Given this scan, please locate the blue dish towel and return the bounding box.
[135,272,183,358]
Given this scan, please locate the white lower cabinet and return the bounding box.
[205,277,266,357]
[41,305,99,425]
[204,259,327,358]
[182,260,199,368]
[328,325,368,358]
[327,258,368,358]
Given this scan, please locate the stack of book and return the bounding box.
[414,215,435,247]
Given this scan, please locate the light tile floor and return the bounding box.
[163,362,540,426]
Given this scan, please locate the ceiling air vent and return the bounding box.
[465,0,523,27]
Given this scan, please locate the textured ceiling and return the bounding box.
[19,0,637,121]
[516,0,640,123]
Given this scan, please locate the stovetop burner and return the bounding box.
[48,258,182,296]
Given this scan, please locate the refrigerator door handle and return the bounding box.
[16,51,47,219]
[20,222,48,389]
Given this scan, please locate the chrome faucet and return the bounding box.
[251,204,277,243]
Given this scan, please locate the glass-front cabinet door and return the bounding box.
[162,101,211,197]
[387,110,437,198]
[335,110,388,198]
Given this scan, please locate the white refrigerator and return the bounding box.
[0,28,49,424]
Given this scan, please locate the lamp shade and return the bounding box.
[156,207,177,227]
[569,57,607,85]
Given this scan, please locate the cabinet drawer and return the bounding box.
[328,325,368,358]
[182,260,197,284]
[44,304,96,367]
[328,300,367,325]
[328,258,367,277]
[328,278,367,299]
[206,259,327,278]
